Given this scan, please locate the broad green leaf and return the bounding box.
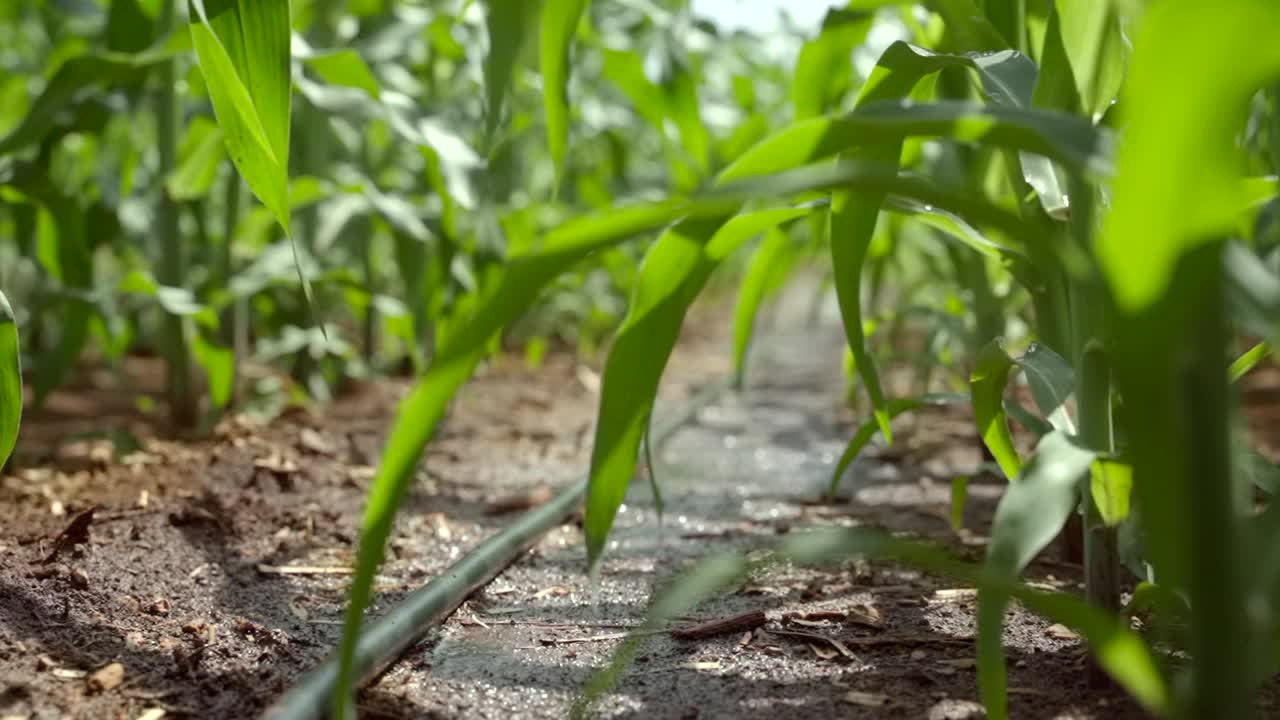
[1098,9,1280,715]
[1099,3,1280,312]
[0,290,20,470]
[306,50,381,99]
[1090,457,1133,527]
[720,101,1112,188]
[978,431,1097,719]
[1016,342,1077,433]
[188,0,292,236]
[732,226,794,386]
[540,0,589,180]
[971,339,1023,480]
[584,208,809,566]
[166,116,225,201]
[481,0,541,142]
[829,393,969,495]
[1054,0,1126,123]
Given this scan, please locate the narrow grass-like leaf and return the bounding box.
[792,9,872,119]
[584,208,810,566]
[0,290,20,470]
[829,393,968,495]
[481,0,540,143]
[541,0,589,180]
[732,226,793,386]
[971,340,1023,480]
[584,526,1168,718]
[1230,341,1271,382]
[978,431,1096,719]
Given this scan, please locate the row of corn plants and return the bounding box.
[323,1,1280,718]
[4,1,1280,718]
[1,0,779,443]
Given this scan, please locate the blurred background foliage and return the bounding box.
[0,0,874,424]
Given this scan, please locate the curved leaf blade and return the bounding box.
[978,431,1097,719]
[0,290,20,470]
[584,208,810,567]
[541,0,589,180]
[971,339,1023,480]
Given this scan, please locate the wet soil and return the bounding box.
[3,293,1279,719]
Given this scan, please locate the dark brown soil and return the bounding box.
[2,298,1279,719]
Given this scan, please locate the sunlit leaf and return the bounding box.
[584,208,810,566]
[1090,457,1133,527]
[188,0,292,236]
[971,339,1023,480]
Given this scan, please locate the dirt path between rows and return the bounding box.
[4,290,1280,719]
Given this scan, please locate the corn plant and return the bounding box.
[306,1,1280,718]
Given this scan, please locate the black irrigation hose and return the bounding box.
[262,377,730,720]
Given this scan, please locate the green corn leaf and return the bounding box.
[188,0,292,237]
[333,153,1057,711]
[1016,342,1077,434]
[0,37,185,157]
[829,393,969,495]
[793,9,873,119]
[584,208,810,567]
[732,226,794,386]
[1053,0,1126,123]
[659,52,711,177]
[978,431,1097,720]
[827,41,1078,443]
[601,48,669,132]
[1090,457,1133,527]
[1097,10,1280,715]
[1230,341,1271,382]
[166,116,226,201]
[1,165,92,406]
[540,0,589,181]
[481,0,541,143]
[0,290,20,470]
[585,526,1168,718]
[971,339,1023,480]
[572,552,750,719]
[306,50,381,99]
[192,332,234,410]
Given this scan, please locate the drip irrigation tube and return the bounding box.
[262,378,729,720]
